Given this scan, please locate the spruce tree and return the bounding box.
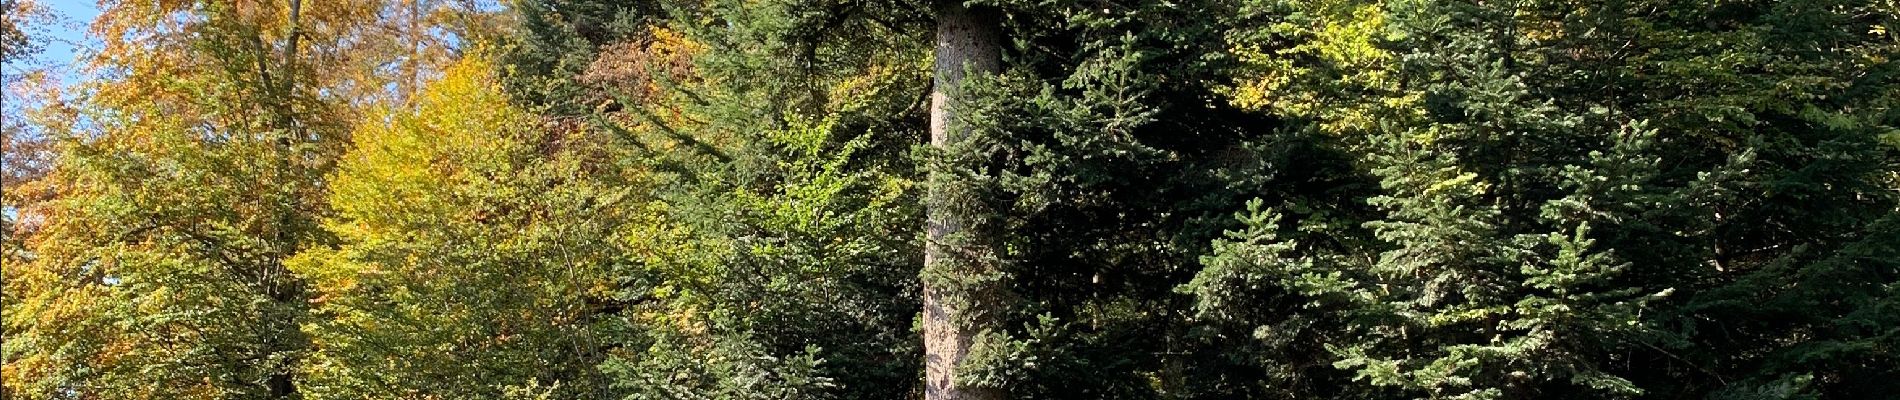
[1196,0,1899,398]
[923,1,1006,399]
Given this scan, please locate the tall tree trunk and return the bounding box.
[267,1,307,397]
[924,1,1003,400]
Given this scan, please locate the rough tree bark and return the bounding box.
[924,1,1003,400]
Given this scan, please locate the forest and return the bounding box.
[1,0,1896,399]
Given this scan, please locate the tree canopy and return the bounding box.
[2,0,1895,399]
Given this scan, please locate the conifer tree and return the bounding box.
[923,1,1005,399]
[1196,0,1899,398]
[508,2,938,398]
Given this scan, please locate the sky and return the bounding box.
[3,0,99,126]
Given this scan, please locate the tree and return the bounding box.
[3,0,345,396]
[499,1,938,398]
[1194,0,1900,398]
[565,2,1311,398]
[0,2,61,398]
[598,4,932,397]
[922,1,1005,399]
[289,54,633,399]
[1,0,62,245]
[2,0,59,258]
[2,0,487,397]
[498,0,665,115]
[5,1,1892,399]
